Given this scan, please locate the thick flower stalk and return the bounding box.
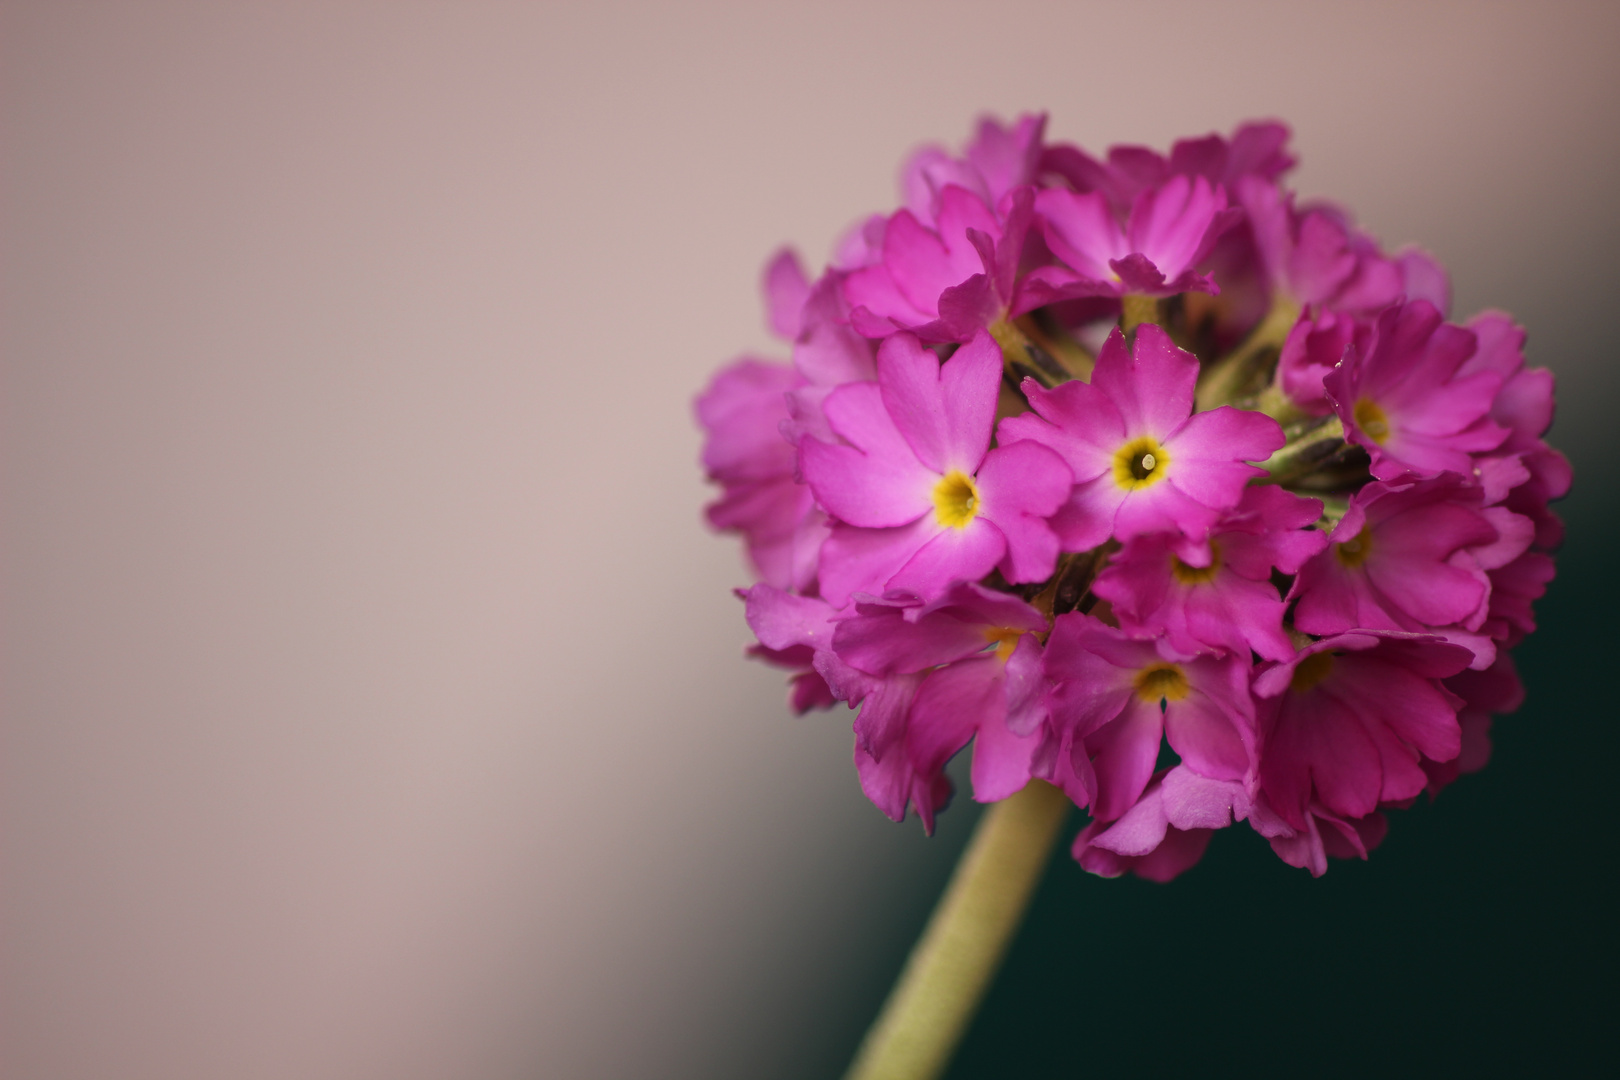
[697,114,1567,1076]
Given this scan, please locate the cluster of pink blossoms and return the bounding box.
[697,116,1567,879]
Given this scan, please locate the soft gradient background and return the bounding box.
[5,3,1618,1078]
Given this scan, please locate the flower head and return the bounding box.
[700,114,1566,881]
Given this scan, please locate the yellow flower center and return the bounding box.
[984,628,1022,663]
[1290,650,1335,693]
[1334,524,1374,569]
[932,470,981,529]
[1134,662,1190,704]
[1354,398,1391,444]
[1112,435,1170,491]
[1171,542,1221,585]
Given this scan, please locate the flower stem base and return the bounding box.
[843,779,1072,1080]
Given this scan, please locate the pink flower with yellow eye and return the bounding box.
[800,329,1071,605]
[1325,300,1509,480]
[998,324,1285,549]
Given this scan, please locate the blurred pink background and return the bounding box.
[4,3,1618,1077]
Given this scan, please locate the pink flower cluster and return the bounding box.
[697,116,1567,879]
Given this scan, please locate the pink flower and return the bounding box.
[1043,614,1256,823]
[1071,765,1292,882]
[1070,770,1215,883]
[695,358,825,591]
[1093,486,1327,661]
[1457,313,1552,454]
[835,183,1036,340]
[1041,121,1295,216]
[1326,300,1509,480]
[739,583,841,713]
[1290,475,1535,669]
[900,113,1048,230]
[1274,307,1367,416]
[1030,174,1238,298]
[1481,550,1557,649]
[1254,631,1472,830]
[1424,653,1522,795]
[999,324,1284,549]
[1266,804,1388,878]
[762,247,813,341]
[800,331,1071,605]
[832,583,1051,825]
[1237,178,1405,313]
[781,271,878,448]
[1453,311,1573,517]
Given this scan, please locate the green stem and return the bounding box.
[843,780,1072,1080]
[1194,296,1299,412]
[1259,415,1345,483]
[1120,293,1160,334]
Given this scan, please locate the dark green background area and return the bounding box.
[814,432,1616,1079]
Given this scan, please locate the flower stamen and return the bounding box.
[1133,662,1190,704]
[1333,524,1374,568]
[1354,398,1391,444]
[1112,435,1170,491]
[932,470,981,529]
[1171,543,1221,585]
[983,627,1022,663]
[1290,650,1335,693]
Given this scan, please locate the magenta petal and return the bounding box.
[848,669,921,759]
[695,358,802,482]
[1088,699,1164,822]
[817,518,941,607]
[1003,634,1049,737]
[1163,657,1253,782]
[843,256,928,324]
[1341,654,1462,762]
[999,373,1126,481]
[1295,691,1384,821]
[1127,828,1214,882]
[882,208,965,315]
[887,519,1008,599]
[1043,614,1138,738]
[829,581,1043,677]
[1092,324,1198,438]
[969,702,1038,804]
[763,247,811,340]
[975,440,1070,583]
[1113,478,1222,542]
[854,720,952,833]
[1287,211,1357,302]
[831,607,992,677]
[853,739,914,823]
[1126,174,1227,280]
[1163,406,1284,508]
[907,658,993,779]
[1108,253,1169,293]
[933,274,1001,342]
[1160,766,1251,831]
[1400,248,1452,314]
[1036,187,1123,283]
[1358,711,1428,804]
[1090,779,1171,857]
[1267,812,1329,877]
[802,382,933,528]
[1048,481,1120,551]
[742,584,837,653]
[909,580,1048,633]
[877,331,999,474]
